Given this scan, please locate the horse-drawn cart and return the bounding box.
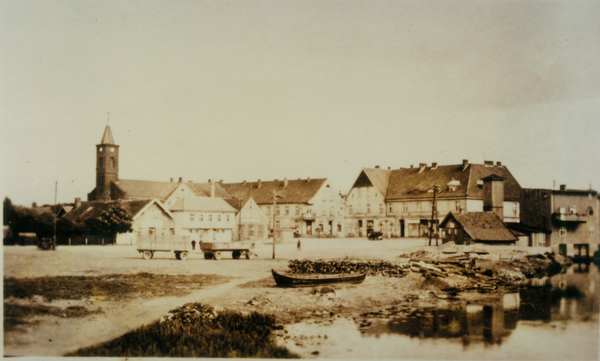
[136,235,256,261]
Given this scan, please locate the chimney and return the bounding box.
[483,174,506,221]
[178,177,183,183]
[484,160,494,166]
[431,162,438,169]
[210,180,215,198]
[283,178,288,188]
[496,161,502,166]
[307,177,311,183]
[242,180,246,185]
[462,159,469,171]
[388,167,391,170]
[418,163,427,172]
[410,165,413,169]
[74,198,82,209]
[219,179,223,184]
[170,178,173,182]
[375,165,380,169]
[560,184,566,191]
[258,179,262,189]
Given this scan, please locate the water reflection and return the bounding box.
[360,264,599,348]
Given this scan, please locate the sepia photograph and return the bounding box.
[1,0,599,359]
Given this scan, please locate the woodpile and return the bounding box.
[288,260,410,278]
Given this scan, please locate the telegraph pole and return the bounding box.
[272,190,277,259]
[428,184,440,246]
[53,181,57,247]
[238,198,243,241]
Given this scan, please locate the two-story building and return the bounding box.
[221,178,345,236]
[521,185,599,258]
[168,196,238,243]
[345,160,522,238]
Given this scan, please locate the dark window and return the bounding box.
[111,157,116,168]
[99,156,104,167]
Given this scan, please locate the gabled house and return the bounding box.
[225,197,269,241]
[221,178,345,236]
[439,212,518,246]
[64,198,176,245]
[345,160,522,238]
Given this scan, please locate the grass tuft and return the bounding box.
[67,303,298,358]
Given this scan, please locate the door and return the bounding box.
[306,221,312,235]
[328,221,333,234]
[366,220,374,236]
[400,220,405,237]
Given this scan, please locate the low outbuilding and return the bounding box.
[439,211,518,246]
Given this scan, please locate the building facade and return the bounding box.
[345,160,522,238]
[521,185,599,258]
[221,178,345,237]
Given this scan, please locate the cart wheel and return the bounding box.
[175,252,181,260]
[180,251,189,261]
[142,251,153,260]
[232,250,241,259]
[245,251,255,259]
[213,251,222,260]
[203,252,212,259]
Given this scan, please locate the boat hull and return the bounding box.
[271,269,367,287]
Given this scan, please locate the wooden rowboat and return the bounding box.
[271,269,367,287]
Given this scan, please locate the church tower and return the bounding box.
[92,125,120,200]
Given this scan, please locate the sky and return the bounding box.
[1,0,599,206]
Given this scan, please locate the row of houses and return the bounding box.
[55,125,599,258]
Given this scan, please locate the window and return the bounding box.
[538,233,545,246]
[162,228,166,235]
[209,214,213,222]
[337,224,342,232]
[149,227,155,235]
[258,225,265,237]
[190,214,195,221]
[380,204,384,214]
[570,205,576,214]
[295,220,300,230]
[199,214,203,222]
[285,206,289,215]
[295,206,300,215]
[266,207,271,216]
[275,221,280,229]
[248,225,255,237]
[367,204,371,213]
[589,207,594,216]
[403,204,408,213]
[389,206,393,213]
[217,215,221,222]
[170,228,175,235]
[276,206,280,215]
[226,215,230,222]
[137,227,142,235]
[455,201,460,211]
[349,205,353,214]
[559,227,567,237]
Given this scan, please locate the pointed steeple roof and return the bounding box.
[100,125,115,145]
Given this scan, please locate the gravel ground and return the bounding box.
[3,237,427,356]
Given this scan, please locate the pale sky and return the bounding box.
[1,0,599,206]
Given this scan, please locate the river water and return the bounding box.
[283,263,599,360]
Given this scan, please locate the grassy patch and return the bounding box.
[67,303,298,358]
[4,303,102,332]
[4,273,229,301]
[237,277,277,288]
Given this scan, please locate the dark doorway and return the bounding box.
[358,220,363,237]
[328,221,333,234]
[400,220,405,238]
[306,221,313,235]
[366,220,374,236]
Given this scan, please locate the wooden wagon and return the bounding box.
[136,235,256,261]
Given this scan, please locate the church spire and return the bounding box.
[100,114,115,144]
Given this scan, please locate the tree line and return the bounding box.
[3,197,133,244]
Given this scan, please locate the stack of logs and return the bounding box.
[288,254,476,279]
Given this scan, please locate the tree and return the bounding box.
[85,205,133,241]
[3,197,12,226]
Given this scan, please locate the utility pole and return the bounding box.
[272,190,277,259]
[53,181,57,247]
[428,184,440,246]
[238,198,243,241]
